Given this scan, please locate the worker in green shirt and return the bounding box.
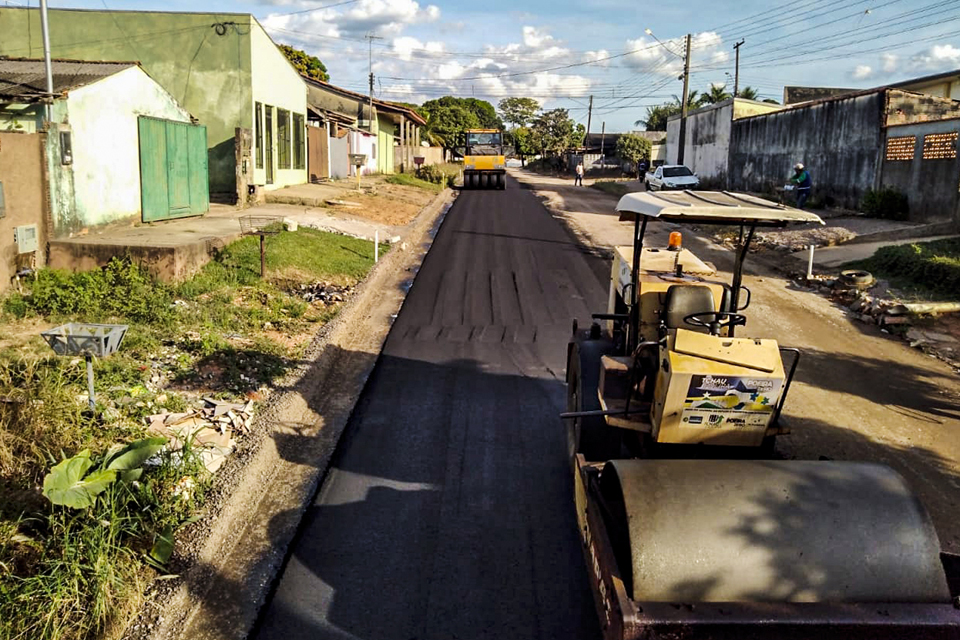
[790,163,812,209]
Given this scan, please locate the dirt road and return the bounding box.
[514,169,960,555]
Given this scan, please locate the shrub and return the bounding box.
[853,238,960,297]
[416,164,456,188]
[862,188,909,221]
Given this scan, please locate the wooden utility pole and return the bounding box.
[677,33,692,165]
[365,33,382,133]
[600,121,606,160]
[733,39,745,97]
[586,95,593,145]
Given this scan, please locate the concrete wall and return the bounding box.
[666,99,782,186]
[894,75,960,101]
[250,20,306,190]
[67,66,191,230]
[0,132,47,289]
[0,8,252,198]
[885,89,960,126]
[306,82,368,125]
[729,92,886,208]
[348,130,377,175]
[881,119,960,223]
[394,145,444,168]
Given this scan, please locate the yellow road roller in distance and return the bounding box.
[462,128,506,190]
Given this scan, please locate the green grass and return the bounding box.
[385,173,444,193]
[591,180,629,197]
[848,238,960,300]
[0,226,382,640]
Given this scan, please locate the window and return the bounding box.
[922,131,958,160]
[885,136,915,161]
[255,102,264,169]
[277,108,290,169]
[293,113,305,170]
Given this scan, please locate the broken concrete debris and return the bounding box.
[146,398,254,474]
[294,282,355,304]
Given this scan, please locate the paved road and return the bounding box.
[254,178,606,640]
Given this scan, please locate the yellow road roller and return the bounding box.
[563,190,960,638]
[462,128,506,190]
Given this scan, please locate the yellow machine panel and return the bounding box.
[607,245,726,339]
[652,329,785,446]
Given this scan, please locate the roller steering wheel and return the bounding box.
[683,311,747,336]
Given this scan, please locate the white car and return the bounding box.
[645,165,700,191]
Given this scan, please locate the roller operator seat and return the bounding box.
[662,285,718,334]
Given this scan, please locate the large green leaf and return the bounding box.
[104,437,167,472]
[148,525,175,567]
[42,451,117,508]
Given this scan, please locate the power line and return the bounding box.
[269,0,361,18]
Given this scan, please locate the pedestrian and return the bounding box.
[575,161,584,186]
[789,162,812,209]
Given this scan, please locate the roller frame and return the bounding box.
[574,455,960,640]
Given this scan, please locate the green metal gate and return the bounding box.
[138,117,209,222]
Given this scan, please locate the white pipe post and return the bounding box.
[375,230,379,263]
[807,244,815,280]
[39,0,54,122]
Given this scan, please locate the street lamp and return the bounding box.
[644,28,684,59]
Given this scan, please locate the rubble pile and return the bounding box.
[146,398,254,474]
[294,282,355,304]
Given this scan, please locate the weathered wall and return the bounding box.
[895,75,960,101]
[885,89,960,126]
[306,82,367,125]
[250,19,306,190]
[68,66,191,230]
[880,119,960,223]
[0,104,43,133]
[0,7,252,198]
[729,92,886,208]
[394,145,444,168]
[329,133,349,179]
[0,132,46,290]
[666,99,781,186]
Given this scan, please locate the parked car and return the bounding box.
[644,164,700,191]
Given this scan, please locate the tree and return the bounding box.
[637,103,680,131]
[702,83,732,105]
[616,133,652,178]
[672,90,703,109]
[737,86,760,100]
[498,97,540,128]
[762,98,780,105]
[420,101,481,152]
[508,126,537,166]
[531,108,577,160]
[279,44,329,82]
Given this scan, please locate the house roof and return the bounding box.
[302,75,426,125]
[887,68,960,90]
[0,57,136,100]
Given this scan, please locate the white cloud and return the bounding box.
[909,43,960,71]
[263,0,441,41]
[881,53,898,73]
[522,26,555,48]
[583,49,610,67]
[624,31,727,77]
[852,65,873,80]
[392,36,445,61]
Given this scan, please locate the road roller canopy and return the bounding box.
[616,191,824,227]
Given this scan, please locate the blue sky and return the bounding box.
[18,0,960,131]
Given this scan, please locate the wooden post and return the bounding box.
[399,114,406,173]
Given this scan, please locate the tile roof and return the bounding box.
[0,57,136,100]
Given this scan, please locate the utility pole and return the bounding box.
[600,121,606,168]
[733,39,745,97]
[585,94,593,147]
[677,33,692,165]
[365,33,382,133]
[39,0,54,122]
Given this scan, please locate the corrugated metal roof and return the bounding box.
[0,58,136,100]
[616,190,824,226]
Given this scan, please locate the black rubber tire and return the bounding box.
[482,173,491,189]
[498,174,506,190]
[566,339,621,464]
[470,173,479,189]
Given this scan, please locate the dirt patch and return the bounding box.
[125,188,454,640]
[327,182,434,226]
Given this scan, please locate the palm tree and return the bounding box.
[702,83,732,105]
[736,86,760,100]
[671,90,702,109]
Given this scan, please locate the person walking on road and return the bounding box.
[575,161,584,187]
[790,162,812,209]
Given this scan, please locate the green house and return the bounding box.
[0,8,308,202]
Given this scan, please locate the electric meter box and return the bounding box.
[14,224,38,254]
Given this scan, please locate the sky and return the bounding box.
[15,0,960,131]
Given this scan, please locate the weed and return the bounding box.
[862,187,909,221]
[386,172,444,192]
[850,238,960,299]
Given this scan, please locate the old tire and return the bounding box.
[566,339,621,464]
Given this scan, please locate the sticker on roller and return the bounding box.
[680,374,782,431]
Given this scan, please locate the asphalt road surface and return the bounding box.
[254,177,606,640]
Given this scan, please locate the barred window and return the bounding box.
[885,136,915,161]
[922,132,958,160]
